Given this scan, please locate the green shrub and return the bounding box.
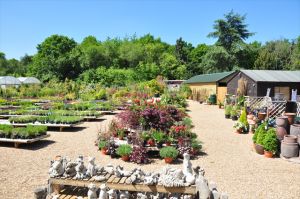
[98,140,108,150]
[239,107,248,128]
[225,105,232,115]
[116,144,132,156]
[255,123,267,145]
[262,128,278,153]
[159,146,178,158]
[152,130,165,143]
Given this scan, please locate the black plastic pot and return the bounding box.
[231,115,238,121]
[225,114,230,119]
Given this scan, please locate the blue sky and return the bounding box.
[0,0,299,59]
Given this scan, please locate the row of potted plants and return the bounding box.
[2,109,102,117]
[224,105,240,121]
[0,124,47,139]
[8,115,83,124]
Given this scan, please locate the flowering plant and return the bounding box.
[129,145,149,164]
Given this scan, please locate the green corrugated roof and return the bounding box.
[185,71,235,84]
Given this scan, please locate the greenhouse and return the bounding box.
[0,76,21,88]
[18,77,41,84]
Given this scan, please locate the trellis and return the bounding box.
[245,96,287,120]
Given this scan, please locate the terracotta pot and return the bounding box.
[281,141,299,158]
[284,113,296,125]
[101,148,107,155]
[283,135,297,143]
[264,150,273,158]
[165,142,171,146]
[258,112,267,121]
[275,116,288,127]
[121,155,130,162]
[254,143,264,155]
[164,157,173,164]
[247,115,254,120]
[235,128,243,134]
[147,139,155,146]
[276,127,288,140]
[290,124,300,137]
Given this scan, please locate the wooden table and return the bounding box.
[0,134,50,148]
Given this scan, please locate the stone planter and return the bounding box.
[283,135,298,143]
[284,113,296,125]
[281,141,299,158]
[276,126,288,140]
[290,124,300,137]
[254,143,264,155]
[275,116,288,127]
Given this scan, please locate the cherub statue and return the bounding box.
[75,156,87,179]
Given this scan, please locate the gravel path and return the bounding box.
[0,101,299,199]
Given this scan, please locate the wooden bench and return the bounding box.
[49,172,197,197]
[0,134,50,148]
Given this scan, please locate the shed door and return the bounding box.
[274,87,290,100]
[217,86,227,103]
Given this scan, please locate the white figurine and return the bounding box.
[98,184,108,199]
[87,183,97,199]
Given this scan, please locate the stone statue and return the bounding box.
[158,166,185,187]
[49,157,64,177]
[182,153,195,186]
[104,164,114,174]
[136,193,148,199]
[64,161,77,177]
[143,172,159,185]
[114,165,132,178]
[127,168,145,184]
[107,189,118,199]
[119,190,129,199]
[98,184,108,199]
[75,156,87,179]
[87,183,97,199]
[86,157,97,177]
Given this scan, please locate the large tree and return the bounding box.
[29,35,80,81]
[175,37,193,64]
[208,11,254,52]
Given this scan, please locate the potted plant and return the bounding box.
[98,140,108,155]
[224,105,232,119]
[140,131,150,146]
[117,129,125,140]
[253,123,267,155]
[165,135,174,146]
[191,139,202,155]
[233,121,245,134]
[218,101,224,109]
[230,106,238,121]
[116,144,132,161]
[262,128,278,158]
[159,146,178,164]
[152,130,165,148]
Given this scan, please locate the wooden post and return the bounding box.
[51,184,61,194]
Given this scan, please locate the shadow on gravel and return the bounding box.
[0,139,55,150]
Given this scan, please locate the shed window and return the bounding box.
[274,87,290,100]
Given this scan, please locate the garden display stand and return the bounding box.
[0,134,50,148]
[11,123,82,132]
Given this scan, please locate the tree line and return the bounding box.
[0,11,299,86]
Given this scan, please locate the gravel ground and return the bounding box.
[0,101,299,199]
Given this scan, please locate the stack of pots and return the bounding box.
[290,124,300,156]
[276,116,289,141]
[281,135,299,158]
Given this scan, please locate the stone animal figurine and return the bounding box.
[107,189,118,199]
[98,184,108,199]
[196,171,211,199]
[158,166,185,187]
[104,164,114,174]
[64,161,77,177]
[136,193,148,199]
[87,183,98,199]
[75,156,87,179]
[114,165,132,178]
[119,190,129,199]
[127,168,145,184]
[49,158,64,177]
[144,172,160,185]
[182,153,196,186]
[86,157,97,177]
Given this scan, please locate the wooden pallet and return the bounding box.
[0,134,50,148]
[49,172,197,196]
[51,186,88,199]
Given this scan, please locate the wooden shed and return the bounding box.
[185,71,236,102]
[227,70,300,100]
